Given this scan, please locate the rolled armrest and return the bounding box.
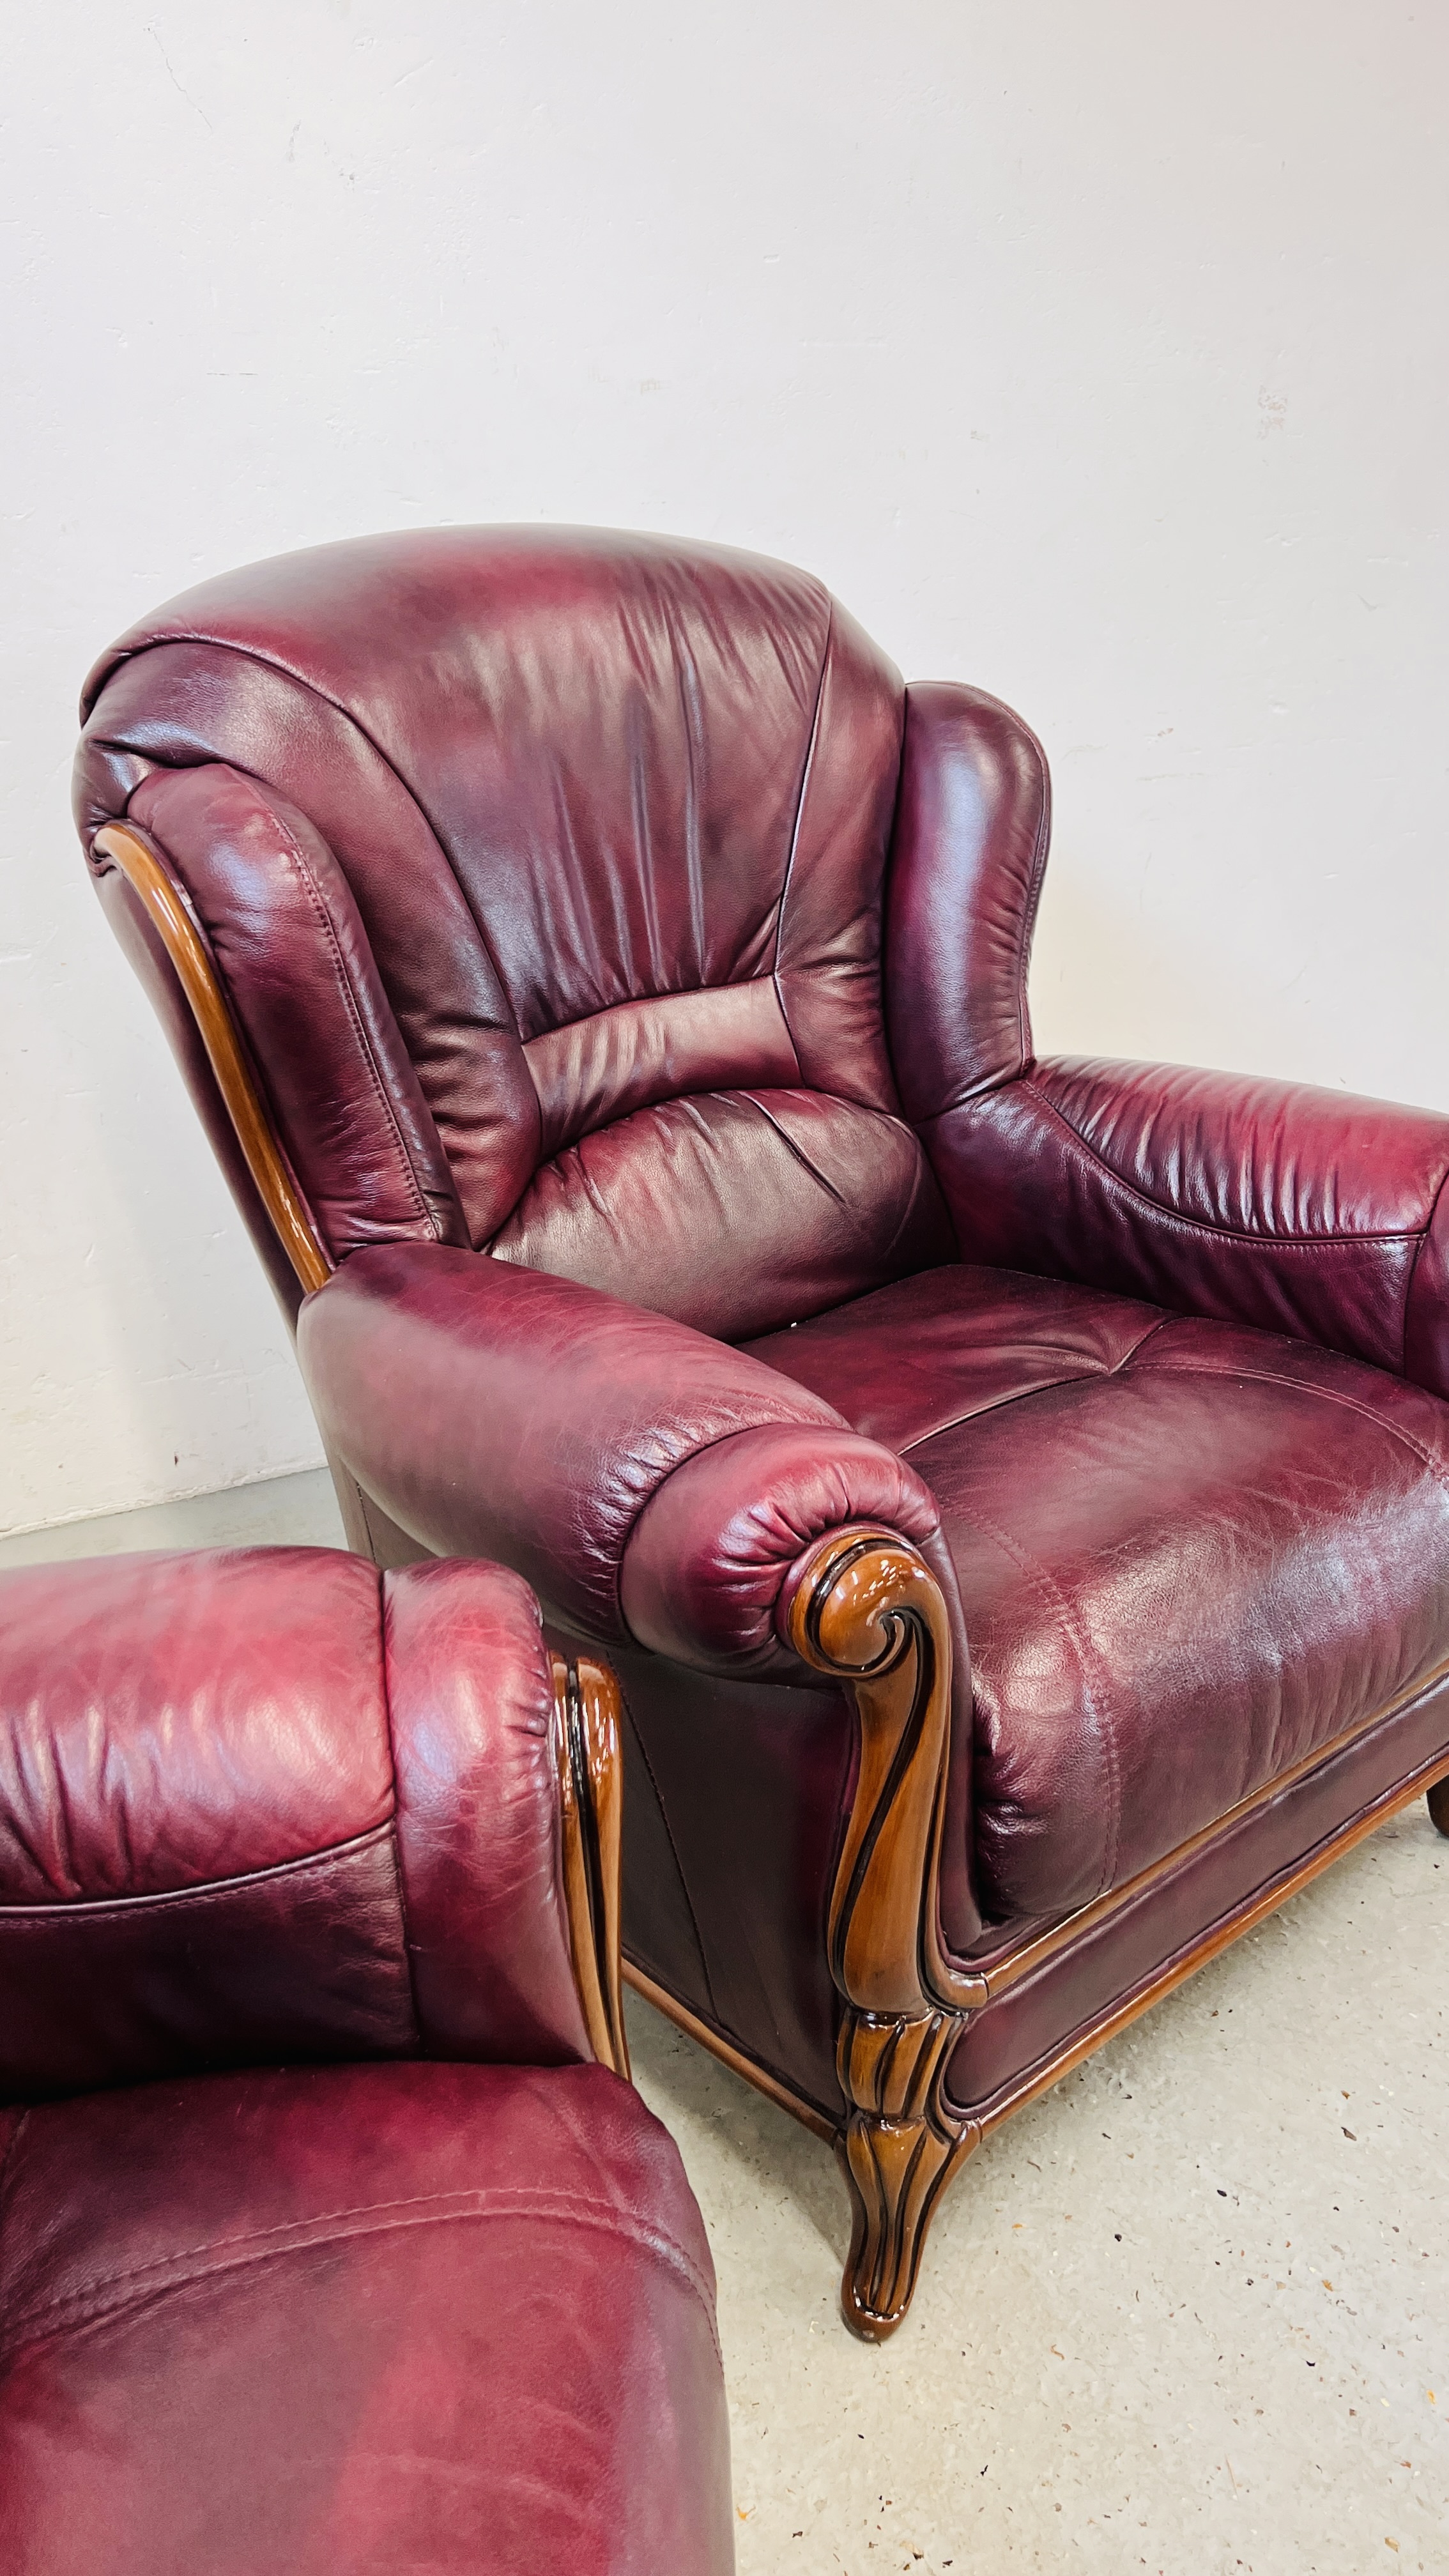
[928,1054,1449,1397]
[0,1548,595,2099]
[296,1243,855,1639]
[297,1250,984,1947]
[620,1422,940,1674]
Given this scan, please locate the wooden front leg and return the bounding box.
[787,1531,984,2340]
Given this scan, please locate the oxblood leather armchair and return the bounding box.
[0,1548,733,2573]
[75,529,1449,2340]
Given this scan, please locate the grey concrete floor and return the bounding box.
[4,1469,1446,2572]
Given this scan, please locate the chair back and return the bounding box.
[77,528,952,1335]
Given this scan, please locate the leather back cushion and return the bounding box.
[77,530,950,1334]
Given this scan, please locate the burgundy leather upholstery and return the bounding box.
[0,1550,733,2573]
[887,682,1449,1399]
[747,1266,1449,1917]
[295,1240,940,1650]
[0,2063,728,2576]
[75,530,1449,2161]
[79,530,951,1333]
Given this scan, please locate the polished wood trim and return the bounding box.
[786,1528,985,2336]
[975,1651,1449,1999]
[622,1958,838,2141]
[972,1742,1449,2138]
[551,1650,630,2078]
[93,822,332,1295]
[786,1528,986,2018]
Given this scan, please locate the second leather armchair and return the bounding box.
[0,1547,734,2573]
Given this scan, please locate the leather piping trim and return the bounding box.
[252,792,434,1236]
[970,1649,1449,1998]
[0,1820,397,1920]
[92,822,331,1294]
[622,1956,839,2140]
[769,599,830,1081]
[962,1740,1449,2133]
[378,1584,425,2050]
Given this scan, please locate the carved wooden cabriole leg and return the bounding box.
[1429,1772,1449,1837]
[835,2005,977,2338]
[787,1529,985,2342]
[550,1650,631,2080]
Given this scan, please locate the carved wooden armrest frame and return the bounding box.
[100,824,632,2083]
[787,1526,985,2342]
[550,1647,631,2078]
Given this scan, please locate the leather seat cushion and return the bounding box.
[746,1265,1449,1920]
[0,2061,731,2576]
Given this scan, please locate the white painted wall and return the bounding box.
[3,1,1446,1535]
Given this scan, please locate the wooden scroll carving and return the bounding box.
[787,1528,982,2341]
[92,822,332,1295]
[551,1649,631,2080]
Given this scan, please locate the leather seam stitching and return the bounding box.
[1008,1077,1430,1248]
[876,1136,941,1270]
[1124,1356,1449,1496]
[1013,738,1053,1073]
[257,796,434,1236]
[0,2108,30,2295]
[1402,1161,1449,1372]
[6,2195,720,2358]
[1115,1312,1176,1366]
[515,1082,910,1193]
[523,983,801,1162]
[769,601,831,1082]
[521,973,783,1050]
[0,1821,398,1920]
[378,1583,425,2050]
